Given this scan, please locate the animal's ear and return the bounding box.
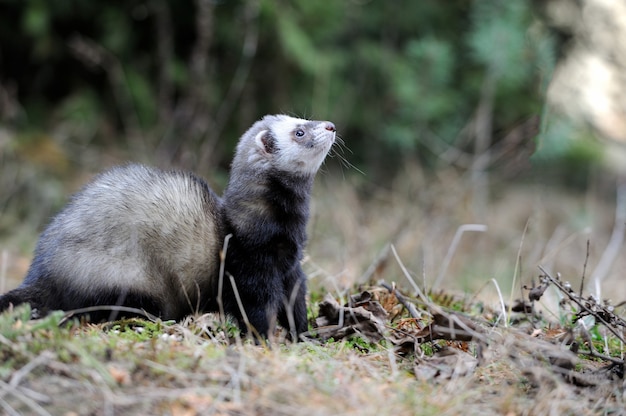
[254,130,277,155]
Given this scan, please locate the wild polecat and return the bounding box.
[0,114,337,339]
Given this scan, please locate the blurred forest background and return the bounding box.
[1,0,625,300]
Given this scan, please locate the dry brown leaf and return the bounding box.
[107,365,131,385]
[314,293,388,342]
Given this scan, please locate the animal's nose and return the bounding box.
[324,122,336,132]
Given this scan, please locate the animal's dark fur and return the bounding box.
[0,115,336,340]
[222,168,313,338]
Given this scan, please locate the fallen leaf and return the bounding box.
[314,293,388,343]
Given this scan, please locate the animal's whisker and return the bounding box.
[329,137,365,176]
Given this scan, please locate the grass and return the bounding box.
[2,167,626,415]
[2,298,623,415]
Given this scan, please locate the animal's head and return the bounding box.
[235,114,337,177]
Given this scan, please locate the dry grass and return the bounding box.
[308,165,626,302]
[1,165,626,415]
[2,301,623,415]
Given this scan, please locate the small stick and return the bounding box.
[227,273,262,343]
[379,281,420,319]
[578,321,624,365]
[580,239,590,299]
[59,306,158,326]
[539,265,625,344]
[217,234,232,323]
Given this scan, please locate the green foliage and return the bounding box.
[276,10,323,75]
[469,0,530,85]
[534,115,602,163]
[106,318,167,342]
[125,67,158,128]
[1,0,553,157]
[0,304,65,342]
[0,305,67,378]
[0,0,568,231]
[531,113,603,188]
[344,335,383,353]
[22,0,49,38]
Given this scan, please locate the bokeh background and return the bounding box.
[1,0,625,304]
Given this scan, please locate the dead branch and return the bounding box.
[538,265,626,344]
[379,282,485,344]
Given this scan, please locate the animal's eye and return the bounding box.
[295,129,305,138]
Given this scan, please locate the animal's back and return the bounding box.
[21,164,224,319]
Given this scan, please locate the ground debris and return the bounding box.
[413,347,478,382]
[313,292,388,343]
[313,274,626,397]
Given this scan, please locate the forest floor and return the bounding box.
[1,169,626,415]
[1,278,624,415]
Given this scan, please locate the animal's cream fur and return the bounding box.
[44,166,221,316]
[267,115,336,175]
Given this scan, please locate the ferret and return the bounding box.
[0,114,337,339]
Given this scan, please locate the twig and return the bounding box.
[8,351,55,389]
[0,395,21,416]
[491,278,507,328]
[283,279,303,341]
[217,234,233,323]
[514,218,530,326]
[578,350,624,366]
[59,306,158,326]
[578,323,624,365]
[379,281,420,319]
[538,265,625,344]
[388,248,487,344]
[390,245,429,305]
[227,273,262,343]
[0,382,50,416]
[580,239,590,299]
